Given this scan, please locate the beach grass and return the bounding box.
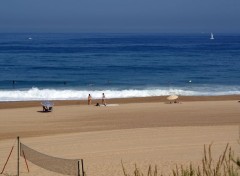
[122,144,240,176]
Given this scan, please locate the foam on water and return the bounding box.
[0,87,240,101]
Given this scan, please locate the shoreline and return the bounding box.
[0,95,240,109]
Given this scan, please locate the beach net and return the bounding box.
[20,143,80,175]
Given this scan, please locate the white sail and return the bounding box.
[210,33,214,40]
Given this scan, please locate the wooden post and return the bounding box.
[81,159,84,176]
[17,136,20,176]
[78,160,80,176]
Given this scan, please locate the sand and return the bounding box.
[0,96,240,175]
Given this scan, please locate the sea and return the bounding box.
[0,33,240,101]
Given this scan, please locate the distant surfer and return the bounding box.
[12,80,16,88]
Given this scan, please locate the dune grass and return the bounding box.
[122,144,240,176]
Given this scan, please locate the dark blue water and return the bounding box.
[0,33,240,101]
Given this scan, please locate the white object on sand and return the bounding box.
[41,101,54,108]
[100,104,119,107]
[167,95,179,101]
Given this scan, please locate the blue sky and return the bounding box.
[0,0,239,33]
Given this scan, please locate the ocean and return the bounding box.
[0,33,240,101]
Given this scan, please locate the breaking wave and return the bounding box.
[0,86,240,101]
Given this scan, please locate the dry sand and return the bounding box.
[0,96,240,175]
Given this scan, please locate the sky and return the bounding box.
[0,0,239,33]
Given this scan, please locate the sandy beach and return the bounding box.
[0,96,240,176]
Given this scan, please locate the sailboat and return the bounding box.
[210,33,214,40]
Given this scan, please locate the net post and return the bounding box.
[17,136,20,176]
[78,160,80,176]
[81,159,84,176]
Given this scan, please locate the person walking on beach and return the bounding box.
[88,94,92,105]
[102,93,106,106]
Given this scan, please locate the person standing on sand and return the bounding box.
[102,93,106,106]
[88,94,92,105]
